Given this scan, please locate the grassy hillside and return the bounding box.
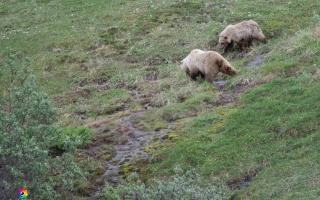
[1,0,320,199]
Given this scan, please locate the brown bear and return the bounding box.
[179,49,237,84]
[219,20,267,54]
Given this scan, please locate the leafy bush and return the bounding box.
[0,49,84,199]
[55,126,94,152]
[103,166,227,200]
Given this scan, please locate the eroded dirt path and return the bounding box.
[95,111,172,187]
[246,55,267,67]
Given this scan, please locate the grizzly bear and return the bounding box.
[179,49,237,83]
[219,20,267,54]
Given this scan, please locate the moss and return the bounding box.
[101,154,112,161]
[129,103,144,111]
[208,118,227,134]
[144,141,162,153]
[119,159,147,179]
[162,134,179,142]
[120,163,131,175]
[94,145,116,161]
[215,105,235,116]
[204,86,219,93]
[132,111,168,132]
[154,121,168,131]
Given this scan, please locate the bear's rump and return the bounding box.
[237,24,261,40]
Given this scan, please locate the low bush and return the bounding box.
[54,126,94,152]
[103,166,227,200]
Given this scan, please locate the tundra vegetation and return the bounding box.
[1,0,320,199]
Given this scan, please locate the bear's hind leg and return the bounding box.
[236,40,245,53]
[248,38,254,48]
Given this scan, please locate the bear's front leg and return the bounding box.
[222,42,234,55]
[189,67,201,81]
[204,68,219,84]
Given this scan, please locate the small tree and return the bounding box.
[0,49,83,199]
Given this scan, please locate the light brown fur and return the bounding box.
[219,20,267,54]
[179,49,237,83]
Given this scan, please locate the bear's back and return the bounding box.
[236,20,260,31]
[184,50,211,73]
[220,25,235,36]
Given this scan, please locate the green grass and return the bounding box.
[149,76,320,199]
[2,0,320,199]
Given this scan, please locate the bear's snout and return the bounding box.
[219,43,226,49]
[262,38,267,43]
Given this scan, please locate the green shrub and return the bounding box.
[0,49,84,199]
[55,126,94,152]
[103,166,227,200]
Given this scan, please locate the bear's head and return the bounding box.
[179,60,188,71]
[219,35,232,49]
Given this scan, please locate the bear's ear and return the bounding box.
[179,61,183,68]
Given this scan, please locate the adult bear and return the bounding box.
[219,20,267,54]
[179,49,237,84]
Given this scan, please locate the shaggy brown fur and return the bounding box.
[179,49,237,83]
[219,20,267,54]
